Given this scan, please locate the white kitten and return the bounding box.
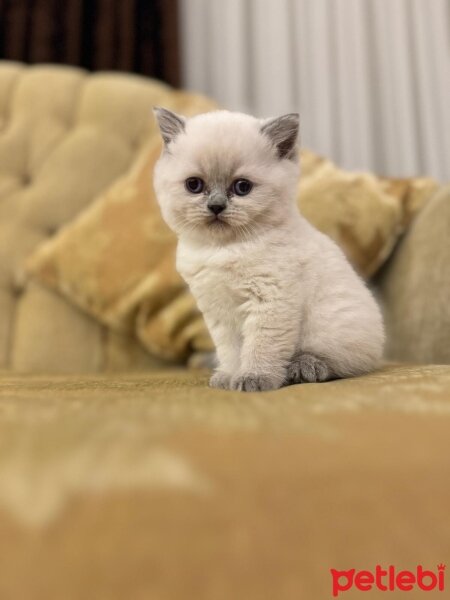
[153,108,384,392]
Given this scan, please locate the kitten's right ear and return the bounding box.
[260,113,300,160]
[153,106,186,147]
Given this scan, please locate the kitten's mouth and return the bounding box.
[207,216,229,227]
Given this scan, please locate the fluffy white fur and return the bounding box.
[153,108,384,392]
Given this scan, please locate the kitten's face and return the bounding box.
[153,109,300,244]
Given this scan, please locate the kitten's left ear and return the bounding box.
[153,106,186,147]
[260,113,299,160]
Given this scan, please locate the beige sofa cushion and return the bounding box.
[377,185,450,363]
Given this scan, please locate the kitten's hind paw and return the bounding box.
[209,371,231,390]
[287,353,332,384]
[230,372,283,392]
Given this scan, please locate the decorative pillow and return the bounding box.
[27,125,438,363]
[297,152,437,276]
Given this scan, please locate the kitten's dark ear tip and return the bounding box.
[280,113,300,128]
[152,106,171,118]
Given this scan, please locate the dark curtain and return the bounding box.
[0,0,180,86]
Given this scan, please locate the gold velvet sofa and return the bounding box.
[0,62,449,600]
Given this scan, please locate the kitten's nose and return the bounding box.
[208,203,225,215]
[207,193,227,215]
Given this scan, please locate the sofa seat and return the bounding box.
[0,364,449,599]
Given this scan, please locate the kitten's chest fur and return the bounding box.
[177,240,279,322]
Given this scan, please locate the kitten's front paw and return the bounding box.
[287,353,331,384]
[230,372,283,392]
[209,371,231,390]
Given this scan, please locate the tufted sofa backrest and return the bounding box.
[0,62,181,372]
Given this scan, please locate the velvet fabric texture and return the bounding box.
[377,184,450,364]
[0,364,449,598]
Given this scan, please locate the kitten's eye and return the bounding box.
[232,178,253,196]
[185,177,204,194]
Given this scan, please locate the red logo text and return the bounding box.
[330,564,445,597]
